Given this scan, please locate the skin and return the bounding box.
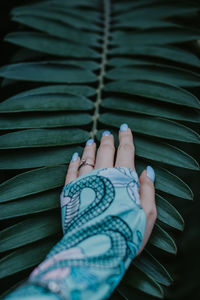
[64,127,157,256]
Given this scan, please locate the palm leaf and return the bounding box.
[0,212,61,253]
[0,0,199,298]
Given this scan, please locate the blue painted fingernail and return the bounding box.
[102,130,111,137]
[146,166,155,182]
[71,152,79,162]
[86,138,94,146]
[120,123,128,131]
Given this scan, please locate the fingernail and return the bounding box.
[102,130,111,137]
[86,138,94,146]
[120,123,128,131]
[146,166,155,182]
[71,152,79,162]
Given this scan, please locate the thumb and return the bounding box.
[137,166,157,256]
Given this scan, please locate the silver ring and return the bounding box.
[78,159,95,171]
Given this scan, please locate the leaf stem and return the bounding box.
[91,0,110,138]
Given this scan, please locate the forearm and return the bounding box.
[4,167,146,300]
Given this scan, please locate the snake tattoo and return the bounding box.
[28,171,144,299]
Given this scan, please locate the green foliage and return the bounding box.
[0,0,199,298]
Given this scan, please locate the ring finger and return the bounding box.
[78,139,96,176]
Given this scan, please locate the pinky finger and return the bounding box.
[65,152,80,185]
[137,166,156,256]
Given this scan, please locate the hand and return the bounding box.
[64,124,157,256]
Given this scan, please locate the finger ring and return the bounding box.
[78,159,95,171]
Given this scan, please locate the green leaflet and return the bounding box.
[5,59,100,71]
[150,224,177,254]
[12,3,101,23]
[108,57,158,67]
[0,128,89,149]
[0,212,61,253]
[113,2,198,17]
[0,94,94,117]
[121,265,164,298]
[112,18,178,30]
[133,249,173,286]
[0,146,83,169]
[135,136,199,170]
[0,114,90,130]
[2,85,96,98]
[108,51,200,68]
[106,65,200,87]
[156,194,184,230]
[0,93,94,113]
[0,113,92,129]
[0,165,67,203]
[104,80,200,109]
[26,0,100,9]
[111,28,200,45]
[11,15,101,44]
[0,189,60,220]
[0,238,57,278]
[100,113,200,143]
[101,97,200,123]
[0,61,97,83]
[12,7,101,33]
[109,45,200,68]
[113,0,170,12]
[4,32,99,58]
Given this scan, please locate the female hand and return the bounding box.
[64,124,157,256]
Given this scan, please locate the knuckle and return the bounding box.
[100,143,115,152]
[120,132,133,141]
[121,129,132,137]
[119,143,134,152]
[101,135,114,143]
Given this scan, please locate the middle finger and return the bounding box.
[95,131,115,169]
[115,124,136,171]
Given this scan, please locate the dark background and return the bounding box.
[0,1,199,299]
